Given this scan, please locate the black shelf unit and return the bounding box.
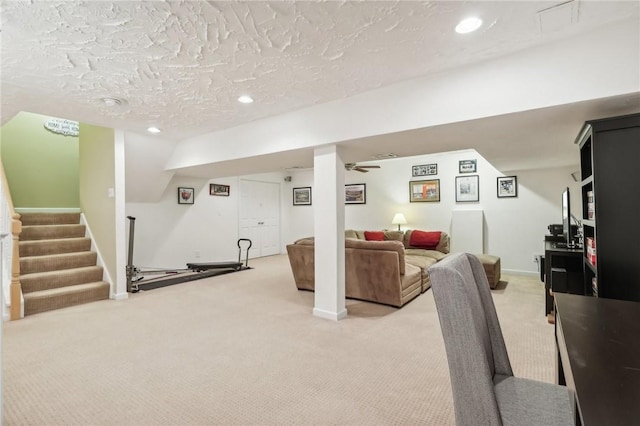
[576,112,640,302]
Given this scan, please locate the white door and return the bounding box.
[239,180,280,258]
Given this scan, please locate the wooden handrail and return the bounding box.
[0,160,22,320]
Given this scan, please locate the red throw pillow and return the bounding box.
[364,231,385,241]
[409,230,441,249]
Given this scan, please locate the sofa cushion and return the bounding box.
[409,230,442,249]
[364,231,385,241]
[345,229,358,239]
[405,254,439,292]
[345,239,406,275]
[405,248,448,261]
[383,231,404,242]
[294,237,315,245]
[405,254,438,271]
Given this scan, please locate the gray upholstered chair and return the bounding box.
[429,253,574,426]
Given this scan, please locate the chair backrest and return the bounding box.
[429,253,513,426]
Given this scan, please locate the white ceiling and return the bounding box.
[2,1,639,173]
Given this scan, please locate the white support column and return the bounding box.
[313,145,347,321]
[113,130,128,299]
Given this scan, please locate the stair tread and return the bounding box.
[21,224,86,241]
[19,213,80,226]
[19,237,91,256]
[20,265,103,279]
[23,281,110,298]
[22,223,83,228]
[21,251,96,260]
[20,237,90,245]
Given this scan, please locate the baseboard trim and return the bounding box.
[80,214,115,296]
[503,268,539,278]
[111,292,129,300]
[15,207,81,214]
[313,307,348,321]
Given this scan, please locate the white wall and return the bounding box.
[283,150,579,275]
[124,132,175,203]
[126,171,286,270]
[126,147,578,276]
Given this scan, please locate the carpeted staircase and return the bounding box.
[19,212,110,316]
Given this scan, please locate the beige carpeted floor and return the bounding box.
[2,254,553,425]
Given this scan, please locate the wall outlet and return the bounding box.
[533,254,540,263]
[194,250,201,259]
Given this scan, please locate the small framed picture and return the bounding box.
[210,183,230,197]
[455,175,479,202]
[293,187,312,205]
[409,179,440,202]
[412,163,438,177]
[497,176,518,198]
[459,159,477,174]
[178,187,194,204]
[345,183,366,204]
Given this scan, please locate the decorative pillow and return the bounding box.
[383,231,404,242]
[344,229,358,239]
[364,231,385,241]
[409,230,442,249]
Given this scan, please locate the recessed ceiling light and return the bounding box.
[455,17,483,34]
[238,95,254,104]
[100,97,123,107]
[147,126,161,134]
[372,153,398,160]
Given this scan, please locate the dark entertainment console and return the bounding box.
[543,241,584,317]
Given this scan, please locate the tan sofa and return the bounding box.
[345,229,450,292]
[286,238,422,307]
[287,229,499,308]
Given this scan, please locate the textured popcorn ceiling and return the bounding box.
[2,1,637,139]
[2,0,637,143]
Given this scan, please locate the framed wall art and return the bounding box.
[210,183,230,196]
[293,187,312,205]
[409,179,440,202]
[412,163,438,177]
[497,176,518,198]
[345,183,366,204]
[178,187,194,204]
[459,159,477,173]
[455,175,479,202]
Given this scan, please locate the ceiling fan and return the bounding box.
[345,163,381,173]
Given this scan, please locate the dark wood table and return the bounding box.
[555,293,640,426]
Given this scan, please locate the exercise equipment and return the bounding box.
[187,239,252,272]
[126,216,252,293]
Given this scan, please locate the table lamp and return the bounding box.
[392,213,407,231]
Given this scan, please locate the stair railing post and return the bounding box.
[10,214,22,320]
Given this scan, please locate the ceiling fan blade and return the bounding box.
[345,163,380,172]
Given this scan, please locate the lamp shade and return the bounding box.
[392,213,407,231]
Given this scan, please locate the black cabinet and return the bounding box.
[543,242,584,316]
[576,113,640,302]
